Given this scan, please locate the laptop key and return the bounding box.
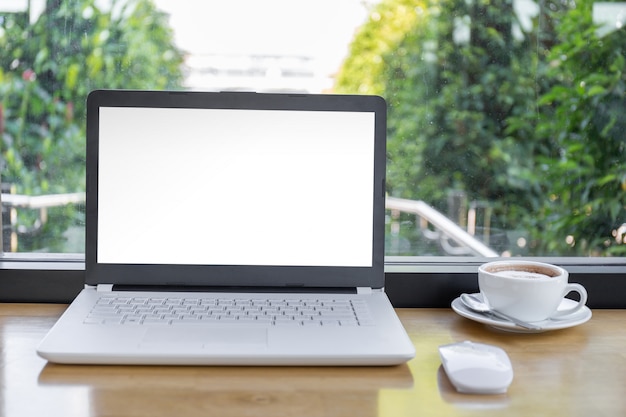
[274,320,302,326]
[84,318,104,324]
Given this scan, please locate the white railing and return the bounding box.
[1,191,86,252]
[1,191,496,256]
[385,196,499,257]
[1,192,85,209]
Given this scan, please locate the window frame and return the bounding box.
[2,255,625,308]
[385,257,626,308]
[2,2,625,308]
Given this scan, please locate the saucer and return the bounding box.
[451,293,592,333]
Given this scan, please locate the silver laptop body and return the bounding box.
[37,90,415,365]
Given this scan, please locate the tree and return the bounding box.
[337,0,541,254]
[0,0,184,251]
[335,0,625,256]
[521,0,626,255]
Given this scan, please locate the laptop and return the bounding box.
[37,89,415,366]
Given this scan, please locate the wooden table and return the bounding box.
[0,304,623,417]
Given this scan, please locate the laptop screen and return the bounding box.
[85,91,386,289]
[97,107,375,267]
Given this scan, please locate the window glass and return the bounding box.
[1,0,624,258]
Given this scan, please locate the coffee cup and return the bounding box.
[478,260,587,322]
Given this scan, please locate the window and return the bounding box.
[1,0,625,306]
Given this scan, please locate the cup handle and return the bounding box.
[551,283,588,318]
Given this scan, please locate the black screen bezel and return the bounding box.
[85,90,387,289]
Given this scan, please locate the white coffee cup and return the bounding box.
[478,260,587,322]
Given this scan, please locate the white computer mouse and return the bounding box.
[438,341,513,394]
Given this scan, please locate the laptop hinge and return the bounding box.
[97,284,114,292]
[356,287,373,295]
[108,285,358,294]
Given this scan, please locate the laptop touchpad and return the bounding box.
[141,327,268,347]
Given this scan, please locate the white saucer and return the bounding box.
[451,293,592,333]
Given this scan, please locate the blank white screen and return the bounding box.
[97,107,375,267]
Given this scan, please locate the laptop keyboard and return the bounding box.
[84,296,374,327]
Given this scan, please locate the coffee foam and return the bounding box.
[492,270,551,279]
[485,264,559,278]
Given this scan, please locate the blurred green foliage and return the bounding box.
[336,0,626,256]
[1,0,183,251]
